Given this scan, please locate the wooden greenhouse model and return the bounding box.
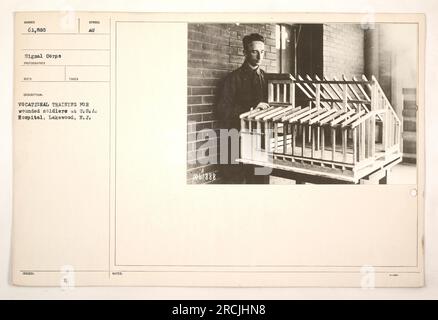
[238,74,402,183]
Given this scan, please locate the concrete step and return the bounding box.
[402,153,417,164]
[403,100,417,110]
[403,139,416,154]
[402,131,416,139]
[402,131,416,154]
[403,117,417,132]
[403,108,417,118]
[402,88,416,95]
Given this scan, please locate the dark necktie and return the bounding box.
[252,69,263,101]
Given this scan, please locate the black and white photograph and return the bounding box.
[2,6,431,294]
[187,23,418,185]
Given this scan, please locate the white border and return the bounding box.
[1,0,437,299]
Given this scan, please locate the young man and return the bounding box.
[217,33,270,184]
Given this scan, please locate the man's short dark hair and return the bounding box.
[242,33,265,51]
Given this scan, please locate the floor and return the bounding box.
[387,162,417,185]
[269,162,417,185]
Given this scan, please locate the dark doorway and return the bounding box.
[275,24,323,78]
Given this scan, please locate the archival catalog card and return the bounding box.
[12,12,425,287]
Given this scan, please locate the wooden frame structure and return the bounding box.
[238,74,402,183]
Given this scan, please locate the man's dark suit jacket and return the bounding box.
[215,61,269,183]
[216,62,268,130]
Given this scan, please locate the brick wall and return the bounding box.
[187,23,277,184]
[323,24,365,79]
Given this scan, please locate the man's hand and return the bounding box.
[252,102,270,111]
